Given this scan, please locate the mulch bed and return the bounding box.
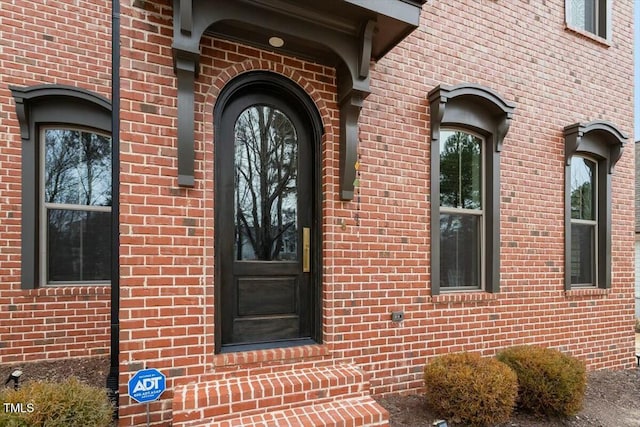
[0,355,110,390]
[376,368,640,427]
[3,356,640,427]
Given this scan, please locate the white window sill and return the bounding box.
[564,24,611,47]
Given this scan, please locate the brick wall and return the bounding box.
[117,0,634,425]
[0,0,112,363]
[0,0,635,425]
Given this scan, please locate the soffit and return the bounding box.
[201,0,425,65]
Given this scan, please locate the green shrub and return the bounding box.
[423,352,518,427]
[497,345,586,417]
[635,318,640,333]
[0,377,113,427]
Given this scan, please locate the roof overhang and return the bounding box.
[171,0,425,198]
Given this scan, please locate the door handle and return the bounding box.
[303,227,310,273]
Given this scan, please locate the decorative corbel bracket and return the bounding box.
[428,94,446,147]
[358,20,375,79]
[338,90,366,200]
[179,0,193,36]
[494,114,513,153]
[337,20,375,200]
[12,95,29,140]
[563,124,584,168]
[172,0,199,187]
[173,48,200,187]
[563,121,627,174]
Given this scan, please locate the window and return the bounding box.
[566,0,610,39]
[10,85,112,288]
[41,129,112,284]
[439,130,484,289]
[564,121,626,290]
[428,84,515,295]
[569,156,597,285]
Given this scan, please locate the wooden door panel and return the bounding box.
[232,315,299,343]
[232,262,298,275]
[237,277,298,316]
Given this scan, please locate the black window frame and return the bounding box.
[428,84,515,296]
[10,85,112,289]
[564,121,626,290]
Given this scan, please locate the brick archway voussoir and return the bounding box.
[204,59,332,137]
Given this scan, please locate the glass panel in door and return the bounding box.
[233,105,298,262]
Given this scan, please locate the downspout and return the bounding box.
[106,0,121,417]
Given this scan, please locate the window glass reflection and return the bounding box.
[570,156,595,220]
[440,213,481,288]
[47,209,111,282]
[570,222,595,285]
[44,129,112,207]
[42,128,112,285]
[439,130,482,210]
[233,105,298,261]
[568,0,596,33]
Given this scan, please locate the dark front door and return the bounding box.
[217,88,316,351]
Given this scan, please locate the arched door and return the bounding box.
[215,74,321,352]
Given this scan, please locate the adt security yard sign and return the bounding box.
[128,368,166,403]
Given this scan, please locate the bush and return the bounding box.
[497,345,586,417]
[423,352,518,427]
[0,377,113,427]
[635,318,640,333]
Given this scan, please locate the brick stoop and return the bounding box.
[172,364,389,427]
[214,397,388,427]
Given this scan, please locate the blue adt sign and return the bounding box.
[128,368,166,403]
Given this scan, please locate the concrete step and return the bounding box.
[173,364,388,427]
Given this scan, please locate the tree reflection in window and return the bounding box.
[45,130,112,206]
[439,131,482,209]
[43,129,111,283]
[570,157,595,221]
[234,105,298,261]
[570,156,596,285]
[439,130,483,288]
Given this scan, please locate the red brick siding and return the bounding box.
[0,0,634,425]
[116,0,634,424]
[117,1,634,425]
[0,0,112,363]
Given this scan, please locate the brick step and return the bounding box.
[173,364,377,427]
[216,396,388,427]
